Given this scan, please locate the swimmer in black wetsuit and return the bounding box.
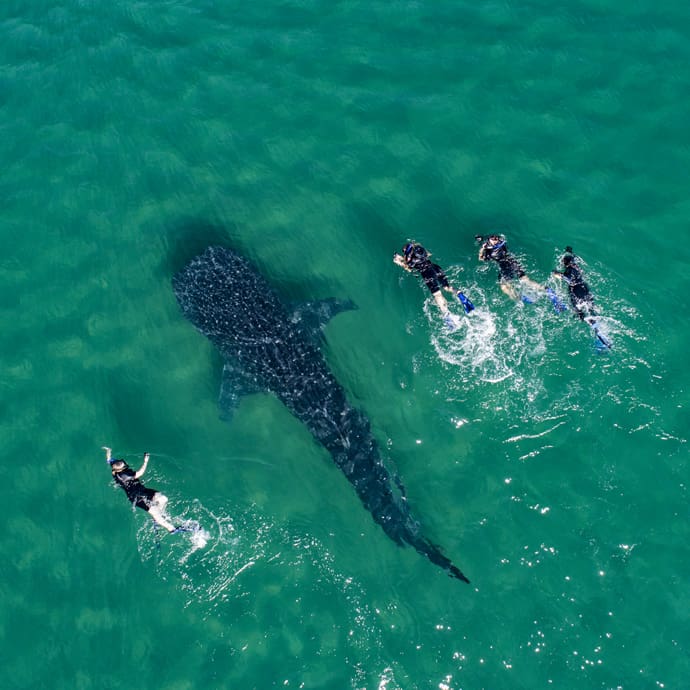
[103,446,177,533]
[552,247,595,320]
[552,247,611,348]
[393,242,463,316]
[477,234,545,301]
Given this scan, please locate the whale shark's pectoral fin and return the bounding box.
[290,298,358,340]
[218,363,262,423]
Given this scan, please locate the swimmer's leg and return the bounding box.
[153,493,168,509]
[499,280,520,301]
[148,493,176,533]
[432,290,450,315]
[573,297,595,321]
[519,275,546,293]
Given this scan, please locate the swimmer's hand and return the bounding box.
[393,254,411,271]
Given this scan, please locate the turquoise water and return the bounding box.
[1,1,689,688]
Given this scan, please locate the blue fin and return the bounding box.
[457,291,475,313]
[443,313,462,331]
[546,288,568,313]
[586,318,612,350]
[593,325,612,350]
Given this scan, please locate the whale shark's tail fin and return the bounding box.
[405,533,470,584]
[449,562,471,584]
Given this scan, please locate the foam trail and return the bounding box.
[136,500,388,687]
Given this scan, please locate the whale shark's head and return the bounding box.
[173,246,286,348]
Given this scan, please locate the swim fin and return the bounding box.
[546,288,568,313]
[457,291,474,313]
[443,313,463,331]
[592,324,612,349]
[586,318,612,350]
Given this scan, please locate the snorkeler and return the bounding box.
[393,241,474,315]
[476,234,546,302]
[103,446,179,533]
[552,246,595,319]
[552,247,611,348]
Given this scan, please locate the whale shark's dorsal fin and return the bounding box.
[219,363,263,422]
[289,298,357,341]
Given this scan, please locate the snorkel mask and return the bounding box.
[402,242,428,262]
[110,459,128,473]
[478,234,506,259]
[486,234,506,251]
[475,234,506,251]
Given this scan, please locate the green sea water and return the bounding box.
[1,1,689,688]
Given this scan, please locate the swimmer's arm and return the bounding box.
[393,254,412,271]
[134,452,150,479]
[102,446,112,463]
[478,246,487,261]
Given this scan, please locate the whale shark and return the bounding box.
[172,246,469,583]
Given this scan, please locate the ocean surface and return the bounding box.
[1,1,688,688]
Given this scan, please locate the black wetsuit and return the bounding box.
[405,246,450,294]
[557,261,594,320]
[113,468,157,511]
[482,241,525,281]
